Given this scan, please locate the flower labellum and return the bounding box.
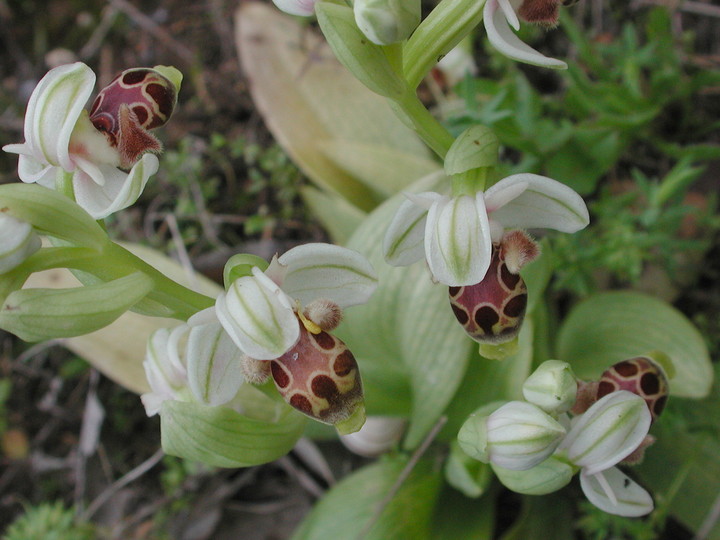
[89,66,180,168]
[596,356,669,423]
[271,322,365,434]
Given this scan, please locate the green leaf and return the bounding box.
[339,173,473,449]
[236,4,430,212]
[444,126,499,176]
[445,441,493,497]
[557,291,712,398]
[292,456,442,540]
[321,140,440,197]
[500,494,574,540]
[0,272,153,341]
[300,186,367,244]
[0,183,106,250]
[431,484,496,539]
[316,2,406,99]
[161,397,306,468]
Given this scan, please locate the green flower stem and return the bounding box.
[403,0,486,89]
[451,168,488,196]
[104,242,215,319]
[394,90,455,158]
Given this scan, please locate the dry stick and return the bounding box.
[82,448,165,521]
[106,0,195,64]
[356,416,448,540]
[165,213,200,292]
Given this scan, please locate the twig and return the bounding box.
[165,213,200,291]
[82,448,165,521]
[356,416,448,540]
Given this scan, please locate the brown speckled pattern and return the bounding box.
[270,324,363,425]
[448,244,528,344]
[89,68,176,166]
[596,356,669,422]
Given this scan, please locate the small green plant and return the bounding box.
[3,502,96,540]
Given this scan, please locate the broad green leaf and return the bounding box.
[432,484,496,539]
[315,2,406,99]
[500,494,574,540]
[636,368,720,539]
[292,456,442,540]
[557,291,712,398]
[321,140,440,197]
[235,3,430,211]
[338,173,472,449]
[161,397,306,468]
[0,272,153,342]
[300,186,367,244]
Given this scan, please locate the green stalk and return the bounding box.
[394,90,455,158]
[403,0,486,89]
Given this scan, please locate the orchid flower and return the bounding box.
[215,243,378,432]
[484,0,568,69]
[383,173,589,287]
[3,62,181,219]
[141,307,244,416]
[560,390,654,516]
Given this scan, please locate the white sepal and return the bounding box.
[580,467,654,517]
[215,268,299,360]
[382,193,435,267]
[486,401,566,470]
[562,390,651,475]
[425,192,492,286]
[142,327,188,416]
[486,174,590,233]
[271,0,317,16]
[0,214,41,274]
[186,308,244,406]
[274,243,378,308]
[74,153,159,219]
[483,0,568,69]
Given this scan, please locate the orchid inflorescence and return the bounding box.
[0,0,680,524]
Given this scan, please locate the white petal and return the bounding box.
[383,192,443,267]
[215,269,299,360]
[425,192,492,286]
[73,153,159,219]
[497,0,520,30]
[562,391,651,475]
[145,327,186,394]
[485,174,589,233]
[277,243,378,308]
[16,153,57,185]
[272,0,317,16]
[140,392,167,417]
[483,0,568,69]
[186,313,244,406]
[25,62,96,170]
[580,468,654,517]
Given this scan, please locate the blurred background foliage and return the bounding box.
[0,0,719,538]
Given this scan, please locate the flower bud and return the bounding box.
[89,66,181,167]
[522,360,577,414]
[354,0,421,45]
[596,356,668,423]
[449,243,529,345]
[459,401,566,470]
[270,322,365,434]
[0,214,41,274]
[561,390,651,475]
